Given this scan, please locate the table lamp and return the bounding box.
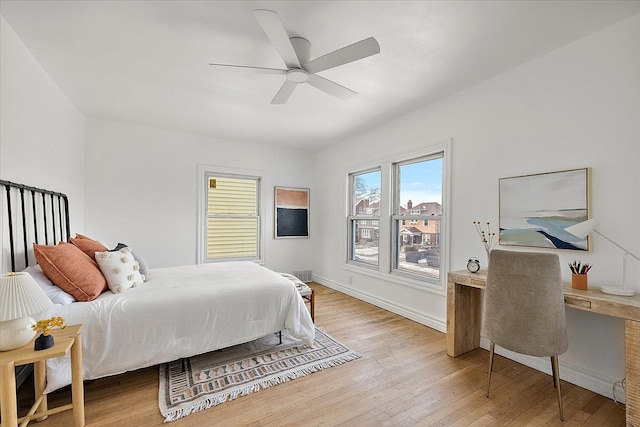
[565,219,639,296]
[0,272,53,351]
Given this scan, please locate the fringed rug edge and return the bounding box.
[159,344,361,423]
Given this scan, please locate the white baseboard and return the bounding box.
[312,274,625,404]
[312,274,447,332]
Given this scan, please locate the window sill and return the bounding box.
[343,263,446,296]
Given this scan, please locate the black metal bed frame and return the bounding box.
[0,179,71,389]
[0,179,71,272]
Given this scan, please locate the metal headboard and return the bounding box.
[0,180,71,272]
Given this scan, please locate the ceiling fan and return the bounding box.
[209,9,380,104]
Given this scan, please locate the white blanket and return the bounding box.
[40,261,315,393]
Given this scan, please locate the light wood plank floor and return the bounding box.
[16,283,625,426]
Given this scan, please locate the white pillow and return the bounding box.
[95,247,145,293]
[22,265,76,305]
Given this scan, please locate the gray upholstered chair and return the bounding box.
[485,249,568,420]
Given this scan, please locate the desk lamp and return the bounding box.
[565,219,639,296]
[0,272,53,351]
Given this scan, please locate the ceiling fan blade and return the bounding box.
[304,37,380,74]
[271,80,297,104]
[306,74,357,100]
[209,63,287,75]
[253,9,301,69]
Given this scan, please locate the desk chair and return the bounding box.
[485,249,568,420]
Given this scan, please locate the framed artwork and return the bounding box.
[275,187,309,238]
[499,168,591,251]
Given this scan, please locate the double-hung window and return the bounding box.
[392,154,443,282]
[348,168,381,267]
[346,141,448,288]
[204,173,261,261]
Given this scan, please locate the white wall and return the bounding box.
[313,14,640,400]
[83,118,315,273]
[0,16,85,271]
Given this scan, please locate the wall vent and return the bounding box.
[293,270,312,283]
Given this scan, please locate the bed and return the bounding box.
[0,180,315,394]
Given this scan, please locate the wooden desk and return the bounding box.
[0,324,84,427]
[447,270,640,426]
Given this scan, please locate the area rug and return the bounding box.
[159,328,360,422]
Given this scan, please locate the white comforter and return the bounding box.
[40,261,315,393]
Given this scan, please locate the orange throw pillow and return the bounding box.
[33,242,107,301]
[69,233,108,260]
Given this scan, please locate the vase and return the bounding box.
[34,334,54,351]
[486,249,491,270]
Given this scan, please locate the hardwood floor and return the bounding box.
[16,283,625,426]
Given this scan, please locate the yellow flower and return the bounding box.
[32,316,67,336]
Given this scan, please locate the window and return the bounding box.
[204,173,260,261]
[393,155,443,282]
[345,141,448,290]
[348,169,381,267]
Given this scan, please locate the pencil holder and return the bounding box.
[571,273,588,290]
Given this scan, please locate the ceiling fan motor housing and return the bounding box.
[286,69,309,83]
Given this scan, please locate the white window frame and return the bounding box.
[391,152,445,284]
[347,167,381,270]
[343,139,451,292]
[197,164,266,264]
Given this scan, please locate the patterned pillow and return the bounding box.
[96,247,145,293]
[111,243,148,280]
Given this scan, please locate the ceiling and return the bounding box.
[2,1,639,151]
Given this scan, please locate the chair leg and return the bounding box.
[551,355,564,421]
[487,342,495,398]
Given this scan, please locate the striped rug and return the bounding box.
[159,328,360,422]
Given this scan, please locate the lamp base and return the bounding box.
[600,286,635,297]
[0,316,36,351]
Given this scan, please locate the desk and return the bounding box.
[0,324,84,427]
[447,270,640,427]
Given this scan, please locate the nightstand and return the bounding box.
[0,324,84,427]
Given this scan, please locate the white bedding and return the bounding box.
[39,261,315,393]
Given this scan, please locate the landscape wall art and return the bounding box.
[499,168,591,251]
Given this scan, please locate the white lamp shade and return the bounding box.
[564,219,599,240]
[0,272,53,322]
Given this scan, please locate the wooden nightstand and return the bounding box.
[0,324,84,427]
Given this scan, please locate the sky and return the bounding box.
[400,158,443,207]
[355,157,443,208]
